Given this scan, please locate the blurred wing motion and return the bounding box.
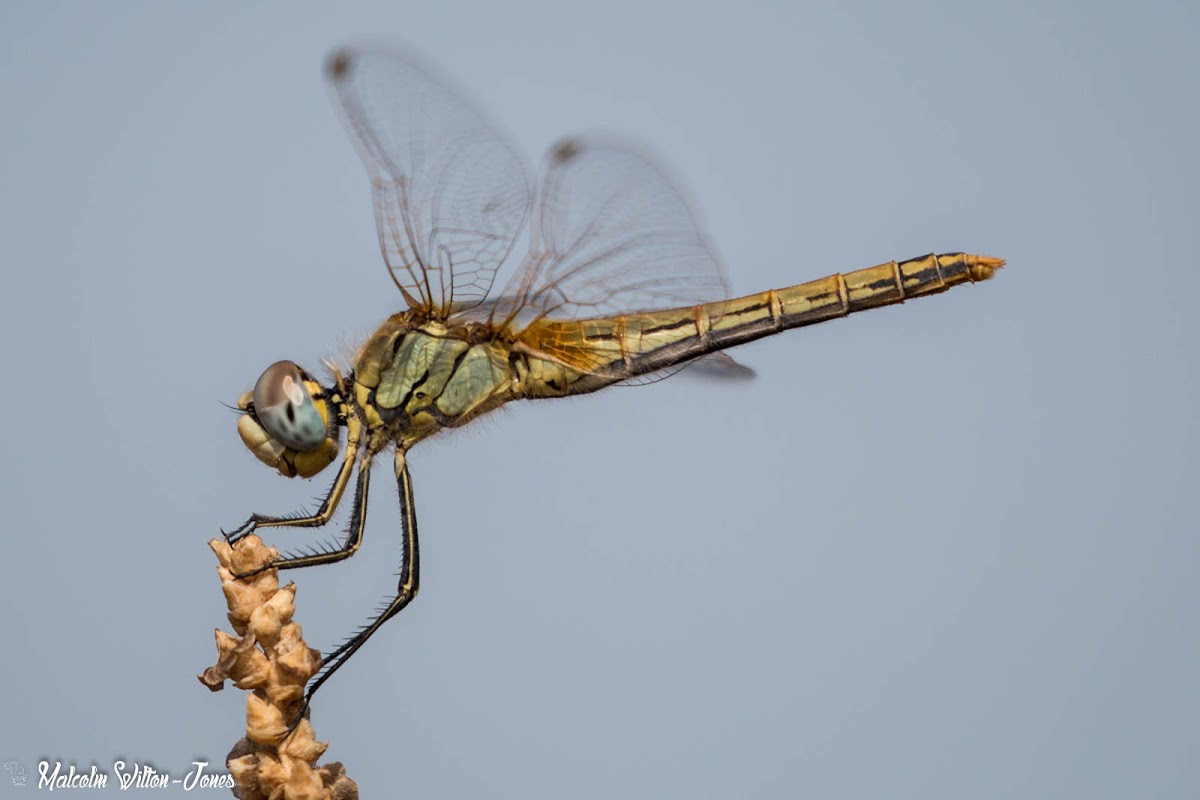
[326,47,530,317]
[490,138,749,382]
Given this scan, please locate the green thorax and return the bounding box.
[353,314,518,446]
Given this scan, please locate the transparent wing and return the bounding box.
[483,137,750,382]
[326,46,530,317]
[494,138,729,322]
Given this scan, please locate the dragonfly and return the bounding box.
[225,45,1003,721]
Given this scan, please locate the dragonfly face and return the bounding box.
[236,360,340,479]
[223,44,1002,729]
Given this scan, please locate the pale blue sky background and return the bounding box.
[1,1,1196,798]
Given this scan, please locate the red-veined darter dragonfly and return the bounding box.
[225,45,1003,719]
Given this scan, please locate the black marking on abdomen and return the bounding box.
[640,317,696,336]
[728,300,770,316]
[863,275,899,291]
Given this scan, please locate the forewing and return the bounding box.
[326,46,530,316]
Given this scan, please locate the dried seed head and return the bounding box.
[200,536,358,800]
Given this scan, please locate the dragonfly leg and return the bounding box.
[223,419,363,544]
[233,456,374,579]
[289,448,420,727]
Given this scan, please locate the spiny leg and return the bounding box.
[222,455,354,544]
[291,448,420,727]
[224,417,362,544]
[234,455,374,580]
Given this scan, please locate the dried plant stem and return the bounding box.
[200,535,358,800]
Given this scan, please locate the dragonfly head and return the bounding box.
[236,360,340,478]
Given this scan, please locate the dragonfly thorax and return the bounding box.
[351,316,519,449]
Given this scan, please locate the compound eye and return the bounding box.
[252,360,327,452]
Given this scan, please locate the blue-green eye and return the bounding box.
[252,360,327,452]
